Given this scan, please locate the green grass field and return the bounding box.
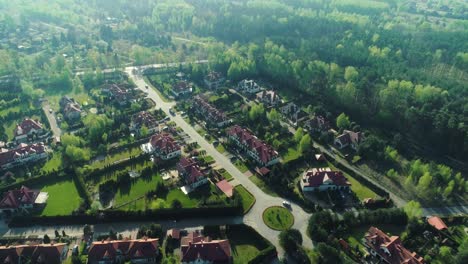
[262,206,294,231]
[113,174,163,209]
[249,175,278,197]
[234,160,249,173]
[346,173,379,200]
[216,144,226,153]
[38,180,81,216]
[40,153,63,173]
[88,147,142,171]
[234,185,256,214]
[227,225,271,264]
[283,148,301,163]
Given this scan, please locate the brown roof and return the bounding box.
[193,96,229,124]
[87,238,158,263]
[0,186,40,209]
[132,111,158,130]
[427,216,448,231]
[336,130,362,146]
[302,168,350,188]
[177,157,204,184]
[166,229,181,240]
[216,180,233,198]
[180,233,231,263]
[0,143,46,168]
[149,133,180,155]
[364,227,424,264]
[14,118,43,137]
[0,243,66,264]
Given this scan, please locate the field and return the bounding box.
[234,185,255,214]
[112,173,163,209]
[226,225,271,264]
[36,179,82,216]
[262,206,294,231]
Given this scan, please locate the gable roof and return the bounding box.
[336,130,362,146]
[256,90,280,104]
[132,111,158,129]
[0,243,66,264]
[427,216,448,231]
[0,143,46,168]
[302,168,350,188]
[149,134,180,154]
[177,157,204,184]
[87,238,158,262]
[227,125,278,164]
[180,234,231,263]
[204,71,223,82]
[172,81,192,93]
[365,227,424,264]
[193,96,229,124]
[0,186,40,209]
[14,118,43,137]
[216,180,233,198]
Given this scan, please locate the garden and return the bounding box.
[262,206,295,231]
[34,179,82,216]
[234,185,256,214]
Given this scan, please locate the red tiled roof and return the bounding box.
[149,134,180,155]
[166,229,181,240]
[427,216,448,231]
[0,186,40,209]
[133,111,158,129]
[180,234,231,263]
[302,168,350,188]
[14,118,43,137]
[193,96,229,124]
[365,227,424,264]
[227,125,278,164]
[0,243,66,264]
[216,180,233,198]
[87,238,158,263]
[0,143,46,168]
[177,157,204,184]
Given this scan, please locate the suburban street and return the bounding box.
[42,101,62,138]
[126,67,313,252]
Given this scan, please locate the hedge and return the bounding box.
[8,205,243,227]
[0,170,66,193]
[248,245,277,264]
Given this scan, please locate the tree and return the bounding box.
[344,66,358,82]
[83,225,92,236]
[43,234,51,244]
[316,243,342,264]
[65,145,91,163]
[55,230,60,238]
[336,113,351,130]
[171,199,182,209]
[294,128,304,143]
[248,103,265,122]
[404,200,422,220]
[267,109,281,126]
[299,134,312,154]
[279,229,303,253]
[83,114,113,144]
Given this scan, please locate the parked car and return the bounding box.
[282,200,291,207]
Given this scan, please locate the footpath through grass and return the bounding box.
[262,206,294,231]
[234,185,255,214]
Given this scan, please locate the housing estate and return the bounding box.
[364,226,424,264]
[0,143,48,170]
[14,118,44,142]
[227,125,280,167]
[300,167,351,192]
[177,157,208,190]
[255,90,281,107]
[192,95,231,127]
[237,79,261,94]
[204,71,225,90]
[180,231,232,264]
[60,96,82,122]
[0,243,68,264]
[171,80,193,98]
[334,130,363,150]
[87,238,159,264]
[130,111,159,135]
[0,185,48,215]
[141,133,181,160]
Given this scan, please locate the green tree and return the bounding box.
[294,127,304,143]
[248,103,265,121]
[299,134,312,153]
[336,113,351,130]
[43,234,51,244]
[404,200,422,220]
[344,66,358,82]
[267,109,281,126]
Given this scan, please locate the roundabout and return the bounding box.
[262,206,295,231]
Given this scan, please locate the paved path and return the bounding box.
[126,68,313,253]
[42,102,61,138]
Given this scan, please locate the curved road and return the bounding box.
[126,68,313,252]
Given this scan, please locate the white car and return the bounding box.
[282,200,291,207]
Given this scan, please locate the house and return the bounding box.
[141,134,181,160]
[304,115,330,133]
[334,130,363,150]
[204,71,225,90]
[180,232,232,264]
[255,90,281,107]
[177,157,208,190]
[87,238,159,264]
[227,125,280,167]
[280,102,307,125]
[103,84,134,106]
[14,118,44,142]
[427,216,448,231]
[60,96,82,122]
[171,80,193,98]
[0,143,48,171]
[0,243,68,264]
[300,167,351,192]
[192,96,231,127]
[130,111,159,135]
[0,186,48,214]
[216,180,234,198]
[364,226,424,264]
[237,79,261,94]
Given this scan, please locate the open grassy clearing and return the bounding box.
[215,143,226,153]
[113,173,163,208]
[227,225,270,264]
[35,179,81,216]
[234,185,255,214]
[40,153,64,173]
[249,175,278,197]
[262,206,294,231]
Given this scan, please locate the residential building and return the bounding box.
[304,115,330,133]
[177,157,208,189]
[60,96,82,122]
[192,96,231,127]
[364,226,424,264]
[237,79,261,94]
[280,102,307,125]
[0,143,48,171]
[334,130,363,150]
[141,133,181,160]
[0,243,68,264]
[87,238,159,264]
[130,111,159,135]
[427,216,448,231]
[204,71,225,90]
[227,125,280,167]
[103,84,134,106]
[14,118,44,142]
[171,80,193,98]
[180,232,232,264]
[300,167,351,192]
[255,90,281,107]
[0,186,48,214]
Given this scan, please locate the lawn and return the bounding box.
[346,173,379,200]
[226,225,271,264]
[262,206,294,231]
[113,173,163,209]
[234,160,249,173]
[40,153,63,173]
[283,148,301,163]
[216,143,226,154]
[234,185,256,214]
[37,180,82,216]
[88,147,142,171]
[220,170,233,181]
[249,175,278,197]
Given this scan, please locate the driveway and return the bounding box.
[42,101,62,138]
[126,67,313,253]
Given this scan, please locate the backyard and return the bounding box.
[226,225,272,264]
[234,185,256,214]
[35,179,82,216]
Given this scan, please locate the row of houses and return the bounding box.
[0,243,68,264]
[13,118,45,143]
[192,95,231,128]
[0,143,48,171]
[87,238,159,264]
[130,111,160,135]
